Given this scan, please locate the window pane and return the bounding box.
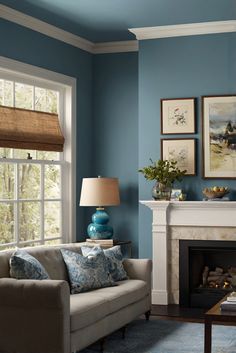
[45,165,60,199]
[15,82,33,109]
[45,239,61,246]
[13,149,36,160]
[18,241,41,248]
[0,148,12,158]
[44,201,60,238]
[36,151,59,161]
[35,87,47,112]
[0,203,14,244]
[3,80,13,106]
[46,89,58,113]
[19,202,40,241]
[0,164,14,199]
[0,244,14,251]
[35,87,58,113]
[19,164,40,199]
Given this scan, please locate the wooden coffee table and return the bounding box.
[204,295,236,353]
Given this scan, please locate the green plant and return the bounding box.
[139,159,186,186]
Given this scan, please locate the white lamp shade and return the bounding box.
[79,177,120,206]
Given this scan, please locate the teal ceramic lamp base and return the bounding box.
[87,208,113,239]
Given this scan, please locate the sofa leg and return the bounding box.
[121,325,127,339]
[100,337,106,352]
[145,310,151,321]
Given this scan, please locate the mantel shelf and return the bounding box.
[140,200,236,208]
[140,200,236,227]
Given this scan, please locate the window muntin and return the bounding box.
[0,77,64,250]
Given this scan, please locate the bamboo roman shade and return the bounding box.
[0,105,65,152]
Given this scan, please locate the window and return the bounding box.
[0,62,75,250]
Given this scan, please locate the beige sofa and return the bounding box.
[0,243,152,353]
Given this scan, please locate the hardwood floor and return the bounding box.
[151,304,206,323]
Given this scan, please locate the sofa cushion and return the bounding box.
[0,243,85,280]
[70,292,110,332]
[70,279,148,332]
[61,248,115,294]
[9,249,49,280]
[104,246,128,281]
[81,245,128,281]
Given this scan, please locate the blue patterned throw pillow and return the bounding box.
[104,245,128,281]
[82,245,128,282]
[60,248,115,294]
[10,249,49,280]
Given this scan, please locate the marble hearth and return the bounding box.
[140,201,236,305]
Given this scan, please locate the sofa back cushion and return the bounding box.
[81,245,128,281]
[0,243,83,280]
[10,249,50,279]
[61,247,115,293]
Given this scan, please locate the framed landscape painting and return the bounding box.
[161,138,196,176]
[161,98,196,134]
[202,95,236,178]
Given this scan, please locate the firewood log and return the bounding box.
[207,275,226,282]
[209,271,223,276]
[202,266,209,286]
[215,267,223,274]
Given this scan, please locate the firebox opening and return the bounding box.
[179,240,236,309]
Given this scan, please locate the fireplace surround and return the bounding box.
[140,201,236,305]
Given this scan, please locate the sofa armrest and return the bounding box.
[0,278,70,353]
[123,258,152,286]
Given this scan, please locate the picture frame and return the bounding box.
[161,138,196,176]
[202,95,236,179]
[161,97,196,134]
[171,189,182,200]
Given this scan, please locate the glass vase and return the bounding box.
[152,182,172,201]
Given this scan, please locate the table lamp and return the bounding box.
[80,177,120,239]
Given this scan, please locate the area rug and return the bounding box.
[81,317,236,353]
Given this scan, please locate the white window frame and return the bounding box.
[0,56,76,245]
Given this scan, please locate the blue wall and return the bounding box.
[93,53,139,256]
[0,19,139,251]
[0,19,93,238]
[139,33,236,258]
[2,17,236,259]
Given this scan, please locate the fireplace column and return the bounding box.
[140,201,170,305]
[151,202,169,304]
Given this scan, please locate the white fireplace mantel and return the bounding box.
[140,200,236,305]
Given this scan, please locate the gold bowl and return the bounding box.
[202,187,229,199]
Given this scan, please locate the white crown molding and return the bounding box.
[0,4,138,54]
[3,5,233,53]
[93,40,138,54]
[0,4,94,53]
[129,20,236,40]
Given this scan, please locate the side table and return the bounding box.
[84,239,132,257]
[113,239,132,257]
